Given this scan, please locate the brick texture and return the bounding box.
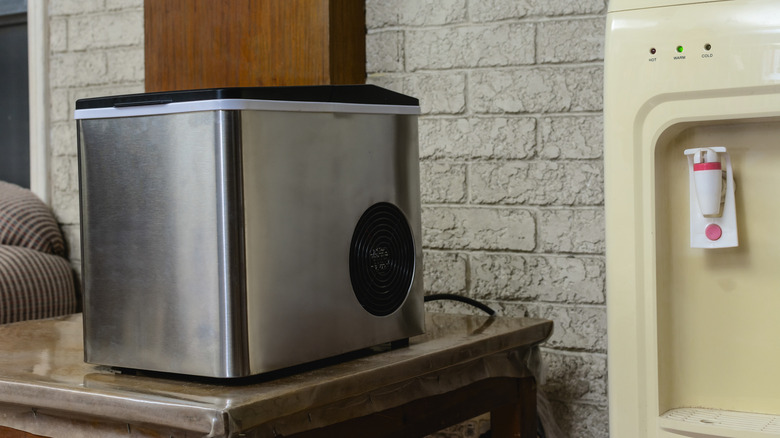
[470,254,605,304]
[469,161,604,205]
[540,115,604,159]
[422,207,536,251]
[543,349,607,403]
[538,209,605,254]
[420,161,467,204]
[470,67,604,113]
[368,1,608,436]
[366,0,468,27]
[67,11,144,51]
[469,0,606,22]
[419,117,536,160]
[49,0,105,16]
[366,31,404,73]
[537,18,606,64]
[423,251,468,294]
[406,23,535,70]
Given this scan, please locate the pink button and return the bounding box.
[705,224,722,241]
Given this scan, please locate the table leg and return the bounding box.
[490,376,536,438]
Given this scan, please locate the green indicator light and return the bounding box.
[677,45,684,53]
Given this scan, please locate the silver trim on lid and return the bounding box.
[74,98,421,119]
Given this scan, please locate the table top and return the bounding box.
[0,312,552,437]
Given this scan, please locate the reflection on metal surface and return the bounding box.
[79,112,230,377]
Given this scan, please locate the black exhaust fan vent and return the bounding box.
[349,202,415,316]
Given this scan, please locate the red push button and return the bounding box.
[705,224,722,241]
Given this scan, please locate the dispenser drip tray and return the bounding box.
[661,407,780,436]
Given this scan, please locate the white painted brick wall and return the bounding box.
[470,67,604,113]
[366,31,404,72]
[47,0,145,270]
[423,251,468,294]
[406,23,535,70]
[469,0,605,21]
[367,0,468,27]
[367,0,609,436]
[422,207,536,251]
[537,18,605,63]
[419,117,536,159]
[420,162,467,203]
[540,115,604,159]
[67,11,143,51]
[538,209,605,253]
[49,0,105,16]
[469,161,604,205]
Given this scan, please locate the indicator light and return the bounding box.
[677,45,684,53]
[705,43,712,51]
[650,48,657,55]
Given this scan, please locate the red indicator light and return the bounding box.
[650,48,657,55]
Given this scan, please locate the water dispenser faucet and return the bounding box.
[692,148,723,217]
[683,147,738,248]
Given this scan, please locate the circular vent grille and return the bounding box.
[349,202,415,316]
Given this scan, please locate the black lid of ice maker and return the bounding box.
[75,85,419,110]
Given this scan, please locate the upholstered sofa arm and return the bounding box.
[0,181,65,257]
[0,181,78,324]
[0,245,77,324]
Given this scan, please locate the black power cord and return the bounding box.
[423,293,496,316]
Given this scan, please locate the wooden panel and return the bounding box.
[144,0,365,92]
[491,377,537,438]
[285,377,538,438]
[328,0,365,85]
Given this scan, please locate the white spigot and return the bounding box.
[683,147,738,249]
[692,148,723,217]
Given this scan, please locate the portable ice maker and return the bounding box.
[75,85,424,378]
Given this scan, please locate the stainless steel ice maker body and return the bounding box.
[75,86,424,378]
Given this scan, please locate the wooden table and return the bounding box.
[0,312,552,438]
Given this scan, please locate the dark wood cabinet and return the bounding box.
[144,0,365,92]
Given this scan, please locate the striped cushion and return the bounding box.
[0,181,66,257]
[0,245,77,324]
